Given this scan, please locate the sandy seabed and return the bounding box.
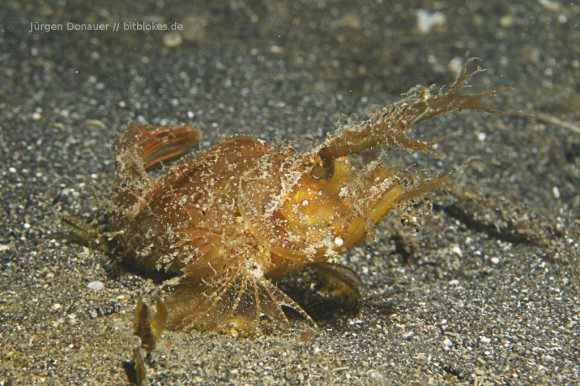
[1,0,578,384]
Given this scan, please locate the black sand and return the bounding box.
[1,1,578,384]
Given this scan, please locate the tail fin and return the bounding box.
[118,123,202,172]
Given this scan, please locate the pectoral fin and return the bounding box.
[310,262,364,309]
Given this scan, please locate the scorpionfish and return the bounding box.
[107,60,502,334]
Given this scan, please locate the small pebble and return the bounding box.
[448,57,463,76]
[402,331,414,339]
[500,15,514,28]
[88,281,105,291]
[163,32,183,47]
[83,119,106,131]
[416,9,446,34]
[269,45,283,54]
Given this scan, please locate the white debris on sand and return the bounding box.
[88,281,105,291]
[416,9,446,34]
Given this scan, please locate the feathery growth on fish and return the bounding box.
[105,59,503,335]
